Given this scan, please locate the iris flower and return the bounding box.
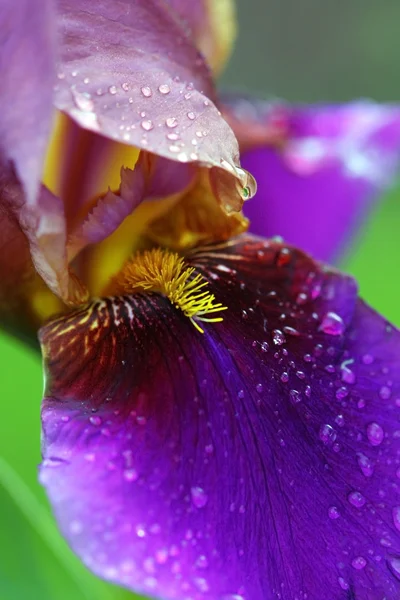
[2,1,400,599]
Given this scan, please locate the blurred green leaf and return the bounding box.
[0,336,140,600]
[341,182,400,326]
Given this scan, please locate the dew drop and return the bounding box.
[275,247,291,267]
[187,111,196,120]
[319,424,337,445]
[256,383,263,394]
[166,132,179,141]
[141,86,152,97]
[158,83,170,94]
[348,490,366,508]
[320,312,345,336]
[328,506,340,519]
[336,386,348,400]
[351,556,367,570]
[194,577,209,593]
[108,85,118,95]
[261,342,269,352]
[166,117,178,128]
[379,386,392,400]
[141,119,154,131]
[72,90,94,112]
[281,372,289,383]
[191,486,208,508]
[272,329,286,346]
[367,422,384,446]
[357,452,374,477]
[123,468,138,482]
[196,555,209,569]
[89,415,102,426]
[338,576,349,590]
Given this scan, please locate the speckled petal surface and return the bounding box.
[224,98,400,261]
[0,0,55,204]
[40,236,400,599]
[55,0,254,211]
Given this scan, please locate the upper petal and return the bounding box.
[54,0,253,211]
[223,97,400,261]
[0,0,55,204]
[40,235,400,599]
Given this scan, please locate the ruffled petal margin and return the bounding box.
[40,235,400,599]
[223,97,400,261]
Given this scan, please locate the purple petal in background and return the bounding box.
[225,98,400,262]
[40,236,400,599]
[0,0,55,204]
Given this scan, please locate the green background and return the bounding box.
[1,1,400,599]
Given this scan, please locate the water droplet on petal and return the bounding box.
[166,117,178,128]
[272,329,286,345]
[196,555,209,569]
[89,415,102,426]
[194,577,209,592]
[167,132,179,141]
[141,119,154,131]
[367,422,384,446]
[158,84,170,94]
[328,506,340,519]
[379,385,392,400]
[123,468,138,482]
[351,556,367,570]
[141,86,152,97]
[320,312,345,335]
[357,452,374,477]
[187,111,196,120]
[121,82,130,91]
[72,89,94,112]
[191,486,208,508]
[319,424,337,445]
[348,490,366,508]
[338,576,349,590]
[108,85,118,95]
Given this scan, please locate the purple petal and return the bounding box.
[40,235,400,599]
[0,0,55,203]
[224,97,400,261]
[55,0,253,211]
[0,166,87,307]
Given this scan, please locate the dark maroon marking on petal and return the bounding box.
[40,235,400,599]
